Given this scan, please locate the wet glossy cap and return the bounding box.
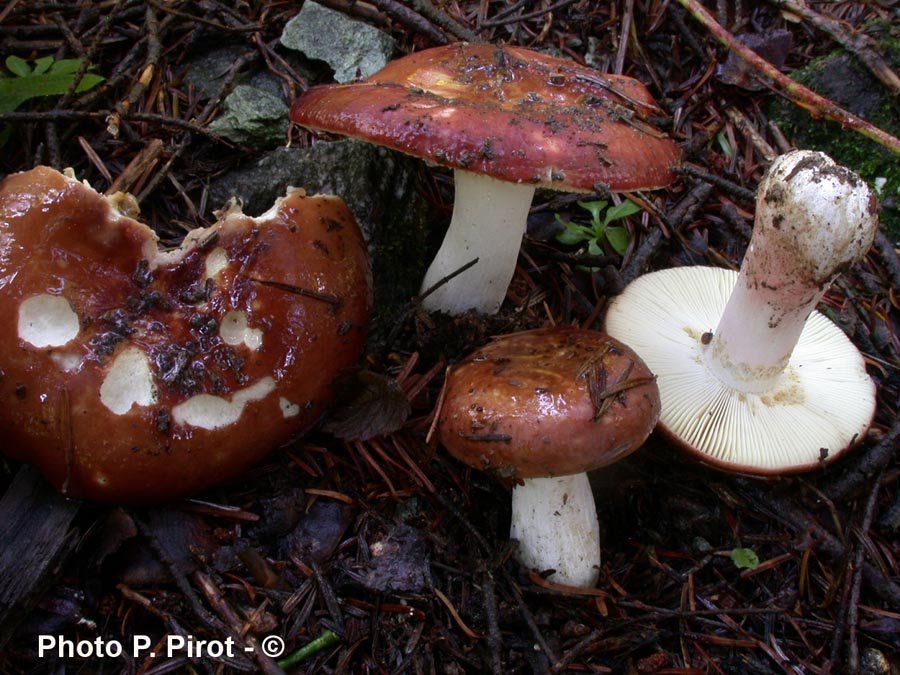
[291,43,680,192]
[438,326,661,479]
[0,166,372,503]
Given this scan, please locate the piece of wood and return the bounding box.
[0,465,82,648]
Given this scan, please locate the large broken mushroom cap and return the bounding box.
[0,166,372,503]
[438,326,660,587]
[291,42,680,315]
[604,150,879,474]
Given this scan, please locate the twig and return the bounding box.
[107,138,165,195]
[364,0,451,44]
[0,110,231,142]
[416,257,479,304]
[614,0,635,76]
[620,181,713,284]
[193,570,286,675]
[116,2,162,114]
[675,0,900,155]
[844,467,885,673]
[872,230,900,294]
[136,48,257,201]
[408,0,478,42]
[620,226,663,284]
[480,571,504,675]
[479,0,578,28]
[147,0,263,32]
[677,163,757,203]
[823,417,900,501]
[725,107,777,162]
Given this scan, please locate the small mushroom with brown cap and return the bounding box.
[437,326,660,587]
[604,150,879,474]
[0,166,372,504]
[291,42,680,315]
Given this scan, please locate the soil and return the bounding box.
[0,2,898,674]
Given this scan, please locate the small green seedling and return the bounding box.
[555,198,641,258]
[730,547,760,570]
[0,55,104,113]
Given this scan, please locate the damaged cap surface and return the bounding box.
[0,166,372,503]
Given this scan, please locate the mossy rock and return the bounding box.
[770,22,900,239]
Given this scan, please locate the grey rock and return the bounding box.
[280,1,395,83]
[206,84,289,147]
[182,45,314,101]
[182,45,253,100]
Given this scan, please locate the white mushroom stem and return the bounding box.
[509,473,601,588]
[420,169,536,315]
[704,150,878,394]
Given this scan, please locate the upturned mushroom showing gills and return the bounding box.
[0,166,372,503]
[437,326,660,587]
[605,150,879,474]
[290,42,680,315]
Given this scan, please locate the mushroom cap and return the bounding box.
[437,326,661,479]
[0,166,372,503]
[290,43,680,192]
[603,266,876,474]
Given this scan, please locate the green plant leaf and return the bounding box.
[730,547,760,570]
[716,130,735,158]
[555,224,591,246]
[604,200,641,225]
[0,69,104,113]
[4,55,31,78]
[587,239,604,257]
[32,56,54,75]
[576,199,608,228]
[605,226,630,256]
[48,58,84,75]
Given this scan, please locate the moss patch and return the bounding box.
[770,22,900,239]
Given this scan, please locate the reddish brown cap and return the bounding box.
[437,326,660,479]
[291,43,680,192]
[0,166,372,503]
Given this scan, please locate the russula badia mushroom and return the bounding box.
[290,42,680,315]
[437,326,660,587]
[604,150,879,474]
[0,166,372,503]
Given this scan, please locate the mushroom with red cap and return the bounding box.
[437,326,660,587]
[0,166,372,503]
[290,42,680,315]
[604,150,879,474]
